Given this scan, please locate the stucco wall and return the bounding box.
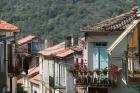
[32,84,39,93]
[65,56,75,93]
[86,32,139,93]
[39,56,50,93]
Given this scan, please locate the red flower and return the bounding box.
[74,62,79,68]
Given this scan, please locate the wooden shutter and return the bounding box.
[128,28,138,49]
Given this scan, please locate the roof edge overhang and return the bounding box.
[107,19,140,55]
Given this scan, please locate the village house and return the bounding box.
[28,67,40,93]
[0,19,20,93]
[75,7,140,93]
[16,35,46,93]
[38,36,84,93]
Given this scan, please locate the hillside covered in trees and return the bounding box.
[0,0,137,42]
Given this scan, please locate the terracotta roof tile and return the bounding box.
[38,42,65,56]
[56,49,74,58]
[39,42,74,58]
[0,20,19,32]
[17,78,23,85]
[17,35,35,45]
[29,74,41,85]
[81,12,137,32]
[28,67,39,77]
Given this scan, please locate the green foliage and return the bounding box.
[17,84,27,93]
[0,0,136,42]
[136,0,140,7]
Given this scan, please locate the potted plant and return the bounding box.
[68,67,75,73]
[111,79,118,88]
[84,70,87,75]
[102,67,108,75]
[95,68,101,75]
[100,78,109,87]
[134,69,140,74]
[76,76,81,84]
[88,70,93,75]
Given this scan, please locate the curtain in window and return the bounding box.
[100,47,108,69]
[93,47,108,69]
[93,48,99,69]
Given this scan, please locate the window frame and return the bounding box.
[93,42,108,70]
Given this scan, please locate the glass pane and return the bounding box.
[100,47,108,69]
[93,48,99,69]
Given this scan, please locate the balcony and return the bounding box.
[67,64,119,93]
[75,72,117,87]
[126,51,140,84]
[75,70,119,93]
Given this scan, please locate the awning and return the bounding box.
[107,20,140,55]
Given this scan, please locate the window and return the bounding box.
[93,42,108,70]
[127,54,140,82]
[123,49,140,83]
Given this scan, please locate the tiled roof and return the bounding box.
[30,74,41,85]
[17,35,35,45]
[0,20,19,32]
[80,12,137,32]
[38,42,65,56]
[56,49,74,58]
[17,78,23,85]
[28,67,39,77]
[39,42,74,58]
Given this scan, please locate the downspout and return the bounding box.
[4,40,8,93]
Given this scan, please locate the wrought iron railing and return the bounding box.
[75,73,117,88]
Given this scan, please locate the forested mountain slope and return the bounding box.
[0,0,136,42]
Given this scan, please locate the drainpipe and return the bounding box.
[4,40,8,93]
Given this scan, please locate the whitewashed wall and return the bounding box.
[32,84,39,93]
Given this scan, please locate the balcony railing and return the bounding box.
[75,72,117,88]
[75,85,108,93]
[75,72,118,93]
